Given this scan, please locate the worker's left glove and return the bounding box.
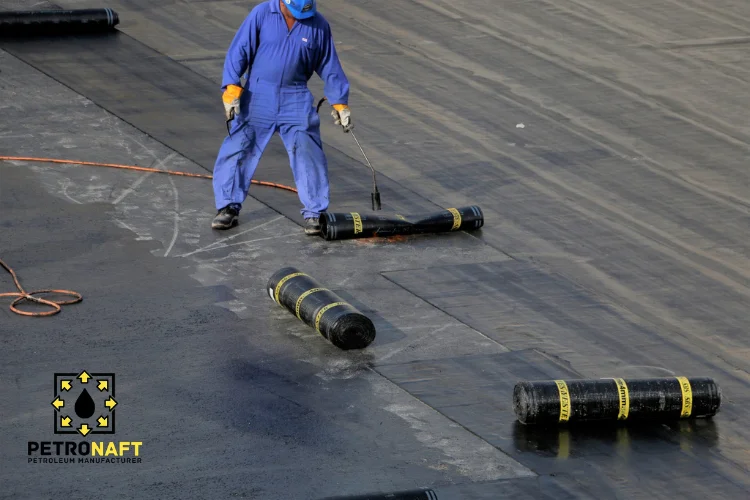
[223,84,243,121]
[331,104,353,133]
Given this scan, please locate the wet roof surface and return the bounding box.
[2,1,750,498]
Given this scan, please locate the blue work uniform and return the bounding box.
[212,0,350,219]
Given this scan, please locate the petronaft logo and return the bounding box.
[52,370,117,436]
[28,370,142,465]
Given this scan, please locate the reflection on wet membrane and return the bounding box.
[512,418,719,459]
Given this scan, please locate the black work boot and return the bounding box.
[212,204,240,230]
[304,216,321,236]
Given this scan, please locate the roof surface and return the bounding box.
[2,1,750,499]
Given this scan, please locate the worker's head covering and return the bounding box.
[283,0,316,19]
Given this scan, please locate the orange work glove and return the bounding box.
[223,84,243,121]
[331,104,353,133]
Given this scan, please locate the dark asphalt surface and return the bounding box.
[3,0,750,498]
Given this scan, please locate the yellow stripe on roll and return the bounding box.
[613,378,630,420]
[447,208,461,231]
[315,302,348,333]
[274,272,306,304]
[351,212,363,234]
[555,380,571,422]
[676,376,693,418]
[295,287,326,319]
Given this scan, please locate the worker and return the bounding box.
[211,0,353,235]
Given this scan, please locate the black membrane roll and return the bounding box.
[267,267,376,350]
[316,489,438,500]
[320,205,483,241]
[0,9,119,36]
[513,377,721,425]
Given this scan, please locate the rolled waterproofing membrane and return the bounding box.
[317,489,438,500]
[514,377,721,425]
[320,205,483,241]
[0,9,119,36]
[267,267,376,350]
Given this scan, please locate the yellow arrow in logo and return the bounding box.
[97,380,108,392]
[97,416,108,427]
[61,416,72,427]
[51,397,64,410]
[77,371,91,383]
[78,424,91,436]
[60,380,72,391]
[105,397,118,411]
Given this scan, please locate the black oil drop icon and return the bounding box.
[75,388,96,419]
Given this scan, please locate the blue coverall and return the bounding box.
[212,0,350,219]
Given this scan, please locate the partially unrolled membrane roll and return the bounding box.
[267,267,376,350]
[0,9,120,36]
[514,377,721,425]
[320,205,483,241]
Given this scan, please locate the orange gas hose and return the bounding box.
[0,155,298,316]
[0,156,299,193]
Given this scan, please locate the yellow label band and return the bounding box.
[315,302,348,333]
[447,208,461,230]
[676,376,693,418]
[295,287,326,319]
[555,380,571,422]
[274,272,306,304]
[351,212,363,234]
[613,378,629,420]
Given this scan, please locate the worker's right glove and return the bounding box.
[331,104,353,133]
[223,84,243,121]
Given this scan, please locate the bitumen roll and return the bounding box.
[0,9,119,36]
[267,267,376,350]
[513,376,721,425]
[320,205,483,240]
[316,489,438,500]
